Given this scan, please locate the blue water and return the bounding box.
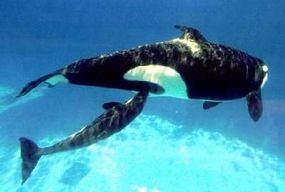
[0,1,285,191]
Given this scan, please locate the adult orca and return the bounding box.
[19,91,149,184]
[17,25,268,121]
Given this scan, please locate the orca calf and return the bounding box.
[19,91,148,184]
[17,25,268,121]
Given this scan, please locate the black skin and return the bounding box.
[17,25,266,101]
[17,25,268,184]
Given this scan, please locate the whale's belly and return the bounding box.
[124,65,188,99]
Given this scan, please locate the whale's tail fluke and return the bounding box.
[19,137,42,184]
[16,70,66,98]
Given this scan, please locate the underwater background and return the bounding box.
[0,0,285,191]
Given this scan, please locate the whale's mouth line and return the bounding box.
[261,72,268,89]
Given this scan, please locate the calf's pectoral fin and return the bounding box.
[102,102,122,110]
[246,89,263,122]
[203,101,221,110]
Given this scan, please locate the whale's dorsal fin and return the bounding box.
[174,25,206,42]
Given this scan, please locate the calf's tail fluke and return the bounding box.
[16,71,60,98]
[19,137,42,184]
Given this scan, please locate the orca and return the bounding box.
[17,25,268,121]
[19,91,149,184]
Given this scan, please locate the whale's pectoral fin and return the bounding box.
[246,89,263,122]
[17,71,67,97]
[174,25,206,42]
[203,101,221,110]
[102,102,122,110]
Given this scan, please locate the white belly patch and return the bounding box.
[46,75,69,86]
[124,65,188,99]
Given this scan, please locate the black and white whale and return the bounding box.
[19,91,149,184]
[17,25,268,121]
